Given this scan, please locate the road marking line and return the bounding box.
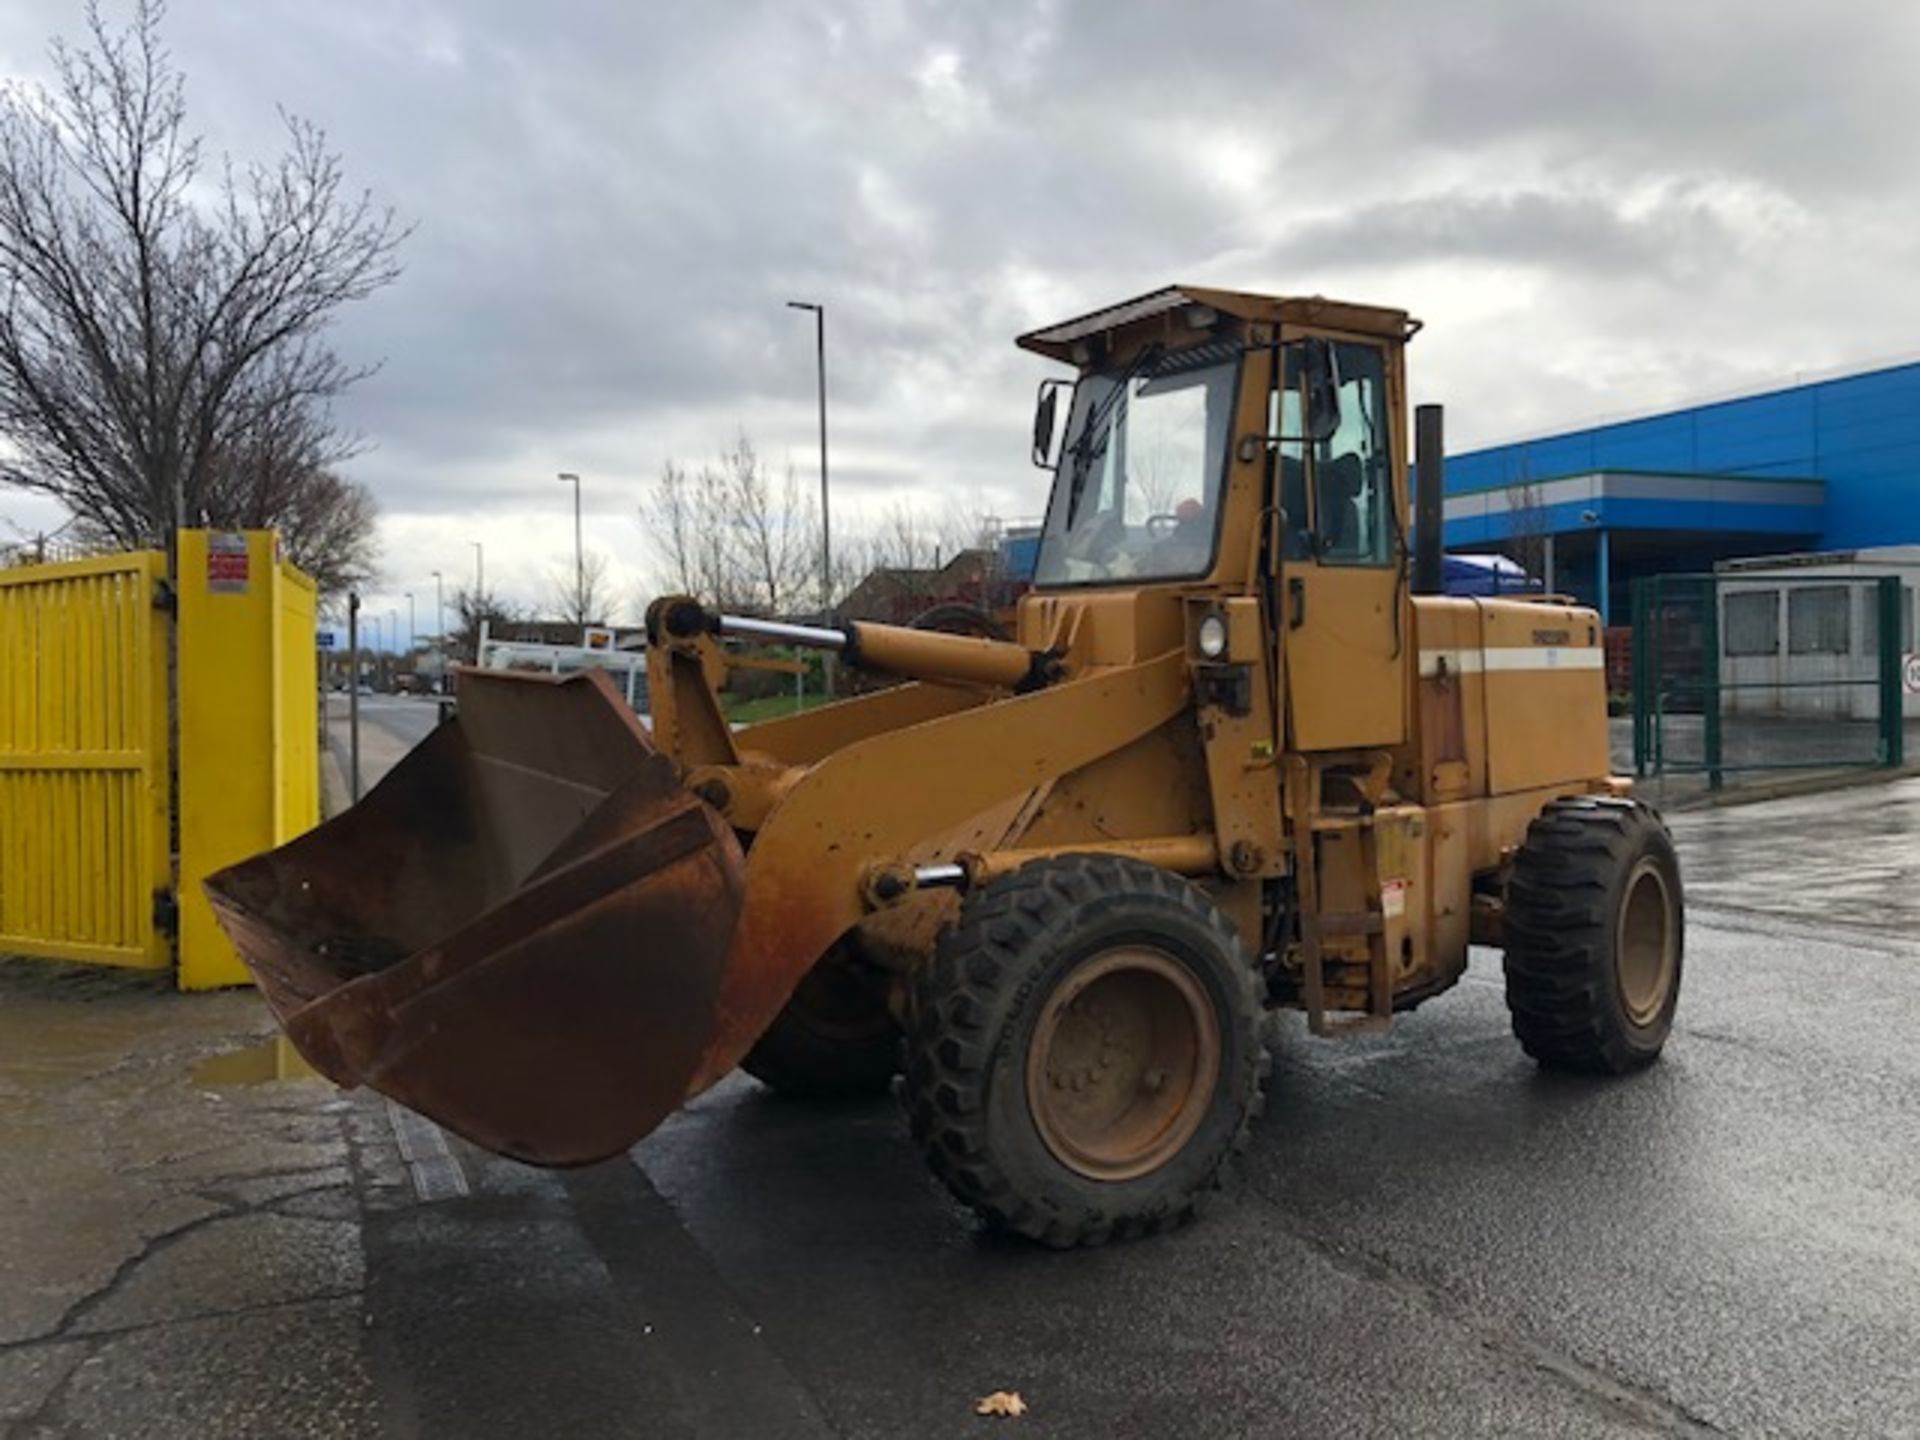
[386,1099,471,1202]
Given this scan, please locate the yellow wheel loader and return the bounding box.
[207,286,1683,1247]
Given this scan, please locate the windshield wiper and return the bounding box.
[1063,343,1163,528]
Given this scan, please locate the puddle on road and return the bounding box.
[193,1034,321,1085]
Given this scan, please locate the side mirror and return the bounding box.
[1032,378,1068,469]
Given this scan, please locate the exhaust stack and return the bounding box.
[1413,403,1445,596]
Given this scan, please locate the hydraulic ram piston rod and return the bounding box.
[716,615,848,649]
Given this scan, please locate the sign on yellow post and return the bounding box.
[176,530,320,990]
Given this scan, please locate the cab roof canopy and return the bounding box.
[1016,285,1413,365]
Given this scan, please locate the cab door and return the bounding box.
[1277,337,1408,751]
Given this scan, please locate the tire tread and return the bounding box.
[900,854,1268,1248]
[1503,796,1682,1075]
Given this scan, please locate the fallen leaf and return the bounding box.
[975,1391,1028,1418]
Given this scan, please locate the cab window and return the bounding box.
[1032,347,1239,587]
[1269,341,1394,566]
[1314,343,1392,566]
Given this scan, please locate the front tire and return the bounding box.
[1503,797,1684,1074]
[901,855,1268,1247]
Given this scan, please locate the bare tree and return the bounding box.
[832,497,1014,624]
[0,0,403,591]
[871,500,938,571]
[1505,459,1551,594]
[639,433,819,616]
[549,550,612,627]
[263,467,377,594]
[720,434,816,617]
[187,392,379,591]
[449,585,523,663]
[1,511,85,565]
[640,457,737,607]
[638,436,1011,626]
[868,498,995,588]
[640,459,696,598]
[842,501,941,616]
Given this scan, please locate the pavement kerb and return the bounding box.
[1646,761,1920,813]
[320,744,351,820]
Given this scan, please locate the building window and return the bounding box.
[1724,590,1779,657]
[1787,586,1851,655]
[1860,582,1916,656]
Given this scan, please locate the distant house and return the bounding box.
[839,549,1006,626]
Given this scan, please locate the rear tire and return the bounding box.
[1503,797,1684,1074]
[741,949,899,1098]
[909,602,1011,642]
[901,855,1268,1247]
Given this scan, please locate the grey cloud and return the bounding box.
[4,0,1918,603]
[1262,189,1745,280]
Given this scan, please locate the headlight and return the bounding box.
[1197,613,1228,660]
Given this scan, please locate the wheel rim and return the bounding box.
[1616,858,1677,1028]
[1025,946,1221,1182]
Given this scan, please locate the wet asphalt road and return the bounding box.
[319,702,1920,1438]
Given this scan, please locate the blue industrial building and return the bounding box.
[995,358,1920,623]
[1442,359,1920,622]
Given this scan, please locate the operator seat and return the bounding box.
[1317,453,1365,556]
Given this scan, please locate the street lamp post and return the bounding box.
[787,300,831,696]
[431,569,444,651]
[557,472,582,623]
[469,541,484,663]
[405,592,416,653]
[347,592,361,800]
[786,303,831,617]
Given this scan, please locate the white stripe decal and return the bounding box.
[1418,647,1605,678]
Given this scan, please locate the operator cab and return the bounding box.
[1020,286,1406,592]
[1020,285,1415,750]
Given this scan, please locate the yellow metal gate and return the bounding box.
[0,552,172,969]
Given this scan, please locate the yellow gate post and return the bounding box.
[0,553,173,968]
[176,530,320,990]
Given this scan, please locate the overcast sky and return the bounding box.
[4,0,1919,637]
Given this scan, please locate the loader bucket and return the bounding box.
[203,668,746,1166]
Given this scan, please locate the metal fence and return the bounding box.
[0,551,173,968]
[0,534,321,985]
[0,524,121,570]
[1631,572,1908,788]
